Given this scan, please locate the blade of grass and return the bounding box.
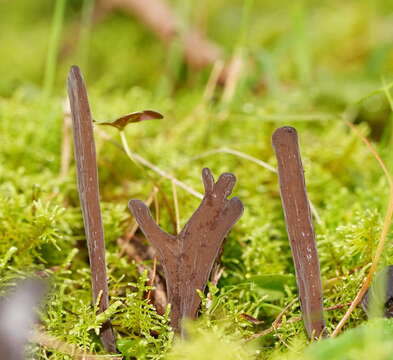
[220,0,253,109]
[76,0,95,72]
[292,3,311,85]
[43,0,66,96]
[172,179,180,234]
[203,59,225,102]
[59,99,72,179]
[188,147,322,224]
[190,147,277,173]
[96,127,203,199]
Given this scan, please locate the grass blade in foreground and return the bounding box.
[67,65,116,353]
[272,126,325,339]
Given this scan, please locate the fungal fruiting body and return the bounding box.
[272,126,325,339]
[129,168,243,335]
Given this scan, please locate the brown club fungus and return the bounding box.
[128,168,244,335]
[67,65,116,353]
[272,126,325,339]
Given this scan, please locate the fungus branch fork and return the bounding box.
[129,168,243,334]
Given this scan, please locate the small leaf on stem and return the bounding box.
[97,110,163,130]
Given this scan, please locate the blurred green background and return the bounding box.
[2,0,393,97]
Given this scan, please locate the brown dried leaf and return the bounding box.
[97,110,163,130]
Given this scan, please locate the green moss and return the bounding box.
[2,0,393,358]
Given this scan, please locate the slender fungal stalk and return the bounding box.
[67,65,116,353]
[272,126,325,339]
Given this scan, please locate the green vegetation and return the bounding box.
[1,0,393,358]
